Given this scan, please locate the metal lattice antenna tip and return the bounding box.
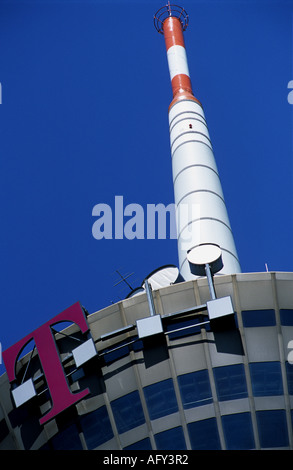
[154,3,189,34]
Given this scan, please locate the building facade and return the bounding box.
[1,271,293,450]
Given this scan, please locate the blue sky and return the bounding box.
[0,0,292,375]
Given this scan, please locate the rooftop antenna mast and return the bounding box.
[154,3,241,280]
[113,270,134,291]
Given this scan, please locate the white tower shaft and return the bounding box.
[155,5,241,280]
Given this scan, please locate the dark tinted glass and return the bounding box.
[249,362,283,396]
[178,370,213,409]
[242,309,275,327]
[155,426,186,450]
[143,379,178,420]
[51,423,82,450]
[124,438,152,450]
[286,362,293,394]
[111,390,145,433]
[222,413,255,449]
[213,364,248,401]
[280,309,293,326]
[188,418,221,450]
[256,410,289,448]
[80,406,113,449]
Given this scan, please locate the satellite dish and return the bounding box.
[125,287,145,299]
[187,244,223,276]
[143,265,184,290]
[124,264,184,299]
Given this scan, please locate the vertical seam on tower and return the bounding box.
[272,273,293,449]
[154,290,192,449]
[199,304,226,449]
[119,302,157,450]
[231,274,261,449]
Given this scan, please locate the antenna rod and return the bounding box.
[114,270,134,290]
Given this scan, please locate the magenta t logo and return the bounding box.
[3,302,91,425]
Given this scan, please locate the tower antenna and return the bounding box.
[154,4,241,279]
[113,270,134,291]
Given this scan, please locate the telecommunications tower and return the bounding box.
[154,4,241,280]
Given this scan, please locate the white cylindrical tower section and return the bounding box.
[154,4,241,280]
[169,99,241,279]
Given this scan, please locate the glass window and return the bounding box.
[155,426,186,450]
[165,317,204,340]
[286,362,293,394]
[290,410,293,433]
[51,423,83,450]
[242,309,275,327]
[178,370,213,409]
[80,406,113,449]
[256,410,289,448]
[70,367,85,382]
[280,309,293,326]
[249,362,283,396]
[132,338,143,352]
[111,390,145,433]
[102,339,130,364]
[143,379,178,420]
[222,413,255,450]
[124,438,152,450]
[188,418,221,450]
[213,364,248,401]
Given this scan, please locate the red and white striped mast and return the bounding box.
[154,3,241,280]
